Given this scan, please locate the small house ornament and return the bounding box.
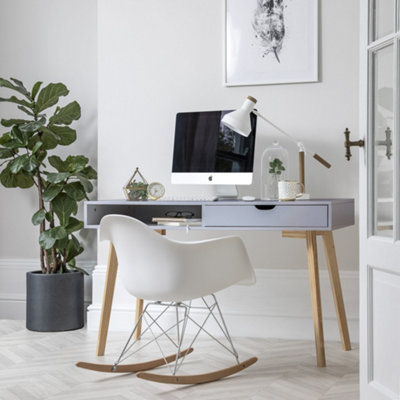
[123,167,148,200]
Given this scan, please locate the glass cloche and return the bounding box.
[261,141,289,200]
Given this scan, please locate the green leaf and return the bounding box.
[1,118,30,127]
[65,155,88,173]
[34,83,69,113]
[48,155,67,172]
[15,171,35,188]
[0,148,14,159]
[31,81,43,100]
[40,126,60,150]
[22,155,39,172]
[10,154,29,174]
[49,101,81,125]
[51,192,77,225]
[0,165,34,188]
[39,226,68,250]
[42,184,63,202]
[64,182,86,201]
[55,236,69,251]
[17,105,35,116]
[32,208,46,225]
[45,172,70,184]
[9,78,31,98]
[36,149,47,164]
[76,174,93,193]
[48,125,76,145]
[0,95,32,108]
[19,115,46,133]
[68,264,88,275]
[0,165,18,187]
[10,126,28,147]
[31,141,43,154]
[81,165,97,180]
[0,77,30,99]
[0,132,11,145]
[66,234,83,261]
[66,217,84,233]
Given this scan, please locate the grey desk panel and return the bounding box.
[84,199,354,231]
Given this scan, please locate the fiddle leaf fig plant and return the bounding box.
[0,77,97,274]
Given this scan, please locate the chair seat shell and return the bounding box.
[99,215,255,302]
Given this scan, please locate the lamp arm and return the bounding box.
[253,110,331,169]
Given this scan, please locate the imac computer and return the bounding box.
[171,110,257,195]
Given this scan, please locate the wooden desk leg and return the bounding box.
[133,229,166,340]
[97,243,118,356]
[133,298,144,340]
[322,231,351,351]
[306,231,326,367]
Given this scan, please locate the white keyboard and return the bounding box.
[162,195,217,202]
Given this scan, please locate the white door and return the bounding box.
[360,0,400,399]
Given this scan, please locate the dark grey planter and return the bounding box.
[26,270,84,332]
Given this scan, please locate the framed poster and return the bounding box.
[224,0,318,86]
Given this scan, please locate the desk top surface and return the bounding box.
[86,198,354,206]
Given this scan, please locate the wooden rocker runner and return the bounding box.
[77,215,258,384]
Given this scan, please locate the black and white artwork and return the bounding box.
[225,0,318,86]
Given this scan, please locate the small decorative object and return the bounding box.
[147,182,165,200]
[123,167,148,200]
[261,141,288,200]
[224,0,318,86]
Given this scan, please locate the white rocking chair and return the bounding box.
[77,214,257,384]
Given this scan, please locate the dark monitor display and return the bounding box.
[171,110,257,185]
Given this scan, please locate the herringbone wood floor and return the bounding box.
[0,320,358,400]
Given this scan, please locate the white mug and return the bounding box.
[278,180,304,201]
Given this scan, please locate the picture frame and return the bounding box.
[224,0,319,86]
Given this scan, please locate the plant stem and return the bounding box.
[36,169,47,274]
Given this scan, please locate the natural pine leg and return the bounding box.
[133,298,144,340]
[322,231,351,351]
[133,229,166,340]
[305,231,326,367]
[97,243,118,356]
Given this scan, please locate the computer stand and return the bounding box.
[212,185,238,201]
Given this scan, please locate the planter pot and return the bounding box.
[26,270,84,332]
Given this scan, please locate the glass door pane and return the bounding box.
[371,44,394,238]
[372,0,395,41]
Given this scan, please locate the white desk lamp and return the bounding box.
[222,96,331,190]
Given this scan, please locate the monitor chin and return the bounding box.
[171,172,253,185]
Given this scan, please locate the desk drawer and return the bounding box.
[203,204,329,228]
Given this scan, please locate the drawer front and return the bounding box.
[203,204,329,228]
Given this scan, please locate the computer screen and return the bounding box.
[171,110,257,185]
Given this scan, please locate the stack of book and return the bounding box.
[151,217,202,226]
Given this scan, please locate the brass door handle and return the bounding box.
[344,128,364,161]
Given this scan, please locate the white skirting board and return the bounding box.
[0,260,359,342]
[87,264,359,342]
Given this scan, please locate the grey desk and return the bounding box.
[84,198,354,367]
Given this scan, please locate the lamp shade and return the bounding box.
[222,96,257,137]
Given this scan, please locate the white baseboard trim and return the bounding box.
[87,265,359,343]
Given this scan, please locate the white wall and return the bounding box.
[0,0,98,317]
[98,0,359,272]
[95,0,360,340]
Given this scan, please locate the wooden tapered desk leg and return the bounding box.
[322,231,351,351]
[305,231,326,367]
[97,243,118,356]
[133,298,144,340]
[133,229,166,340]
